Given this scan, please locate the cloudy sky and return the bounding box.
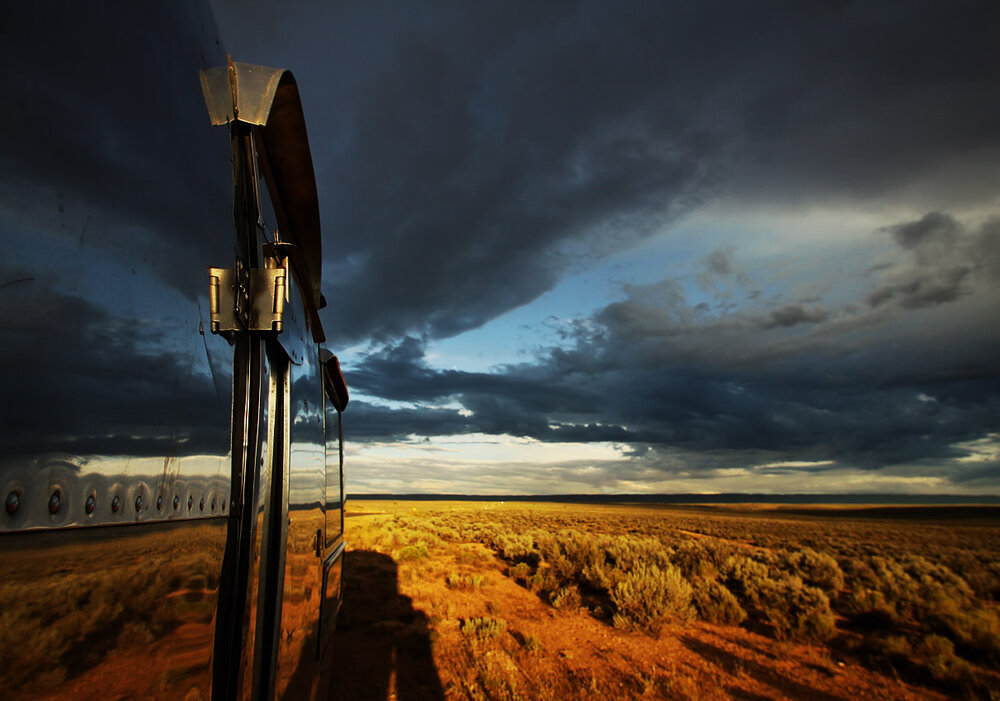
[212,0,1000,495]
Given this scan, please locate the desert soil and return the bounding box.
[328,500,945,700]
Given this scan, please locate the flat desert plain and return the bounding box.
[328,500,1000,700]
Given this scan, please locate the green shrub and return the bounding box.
[842,556,878,589]
[531,531,559,562]
[461,616,507,639]
[606,535,672,572]
[915,634,974,683]
[581,556,615,592]
[902,555,974,604]
[860,554,974,624]
[447,573,487,590]
[842,586,898,628]
[862,556,922,619]
[945,551,1000,600]
[549,553,578,582]
[879,634,913,658]
[395,542,429,561]
[692,578,747,626]
[926,604,1000,665]
[455,546,488,565]
[521,564,562,597]
[756,575,837,642]
[671,539,732,580]
[721,554,771,604]
[550,585,582,610]
[494,533,536,563]
[508,562,532,585]
[610,561,694,630]
[555,532,604,578]
[780,548,845,594]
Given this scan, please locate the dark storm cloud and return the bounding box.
[868,213,999,310]
[344,209,1000,472]
[889,212,960,251]
[759,305,831,329]
[867,267,971,309]
[348,335,618,442]
[347,336,998,473]
[947,461,1000,486]
[345,402,472,442]
[351,330,998,474]
[210,0,1000,345]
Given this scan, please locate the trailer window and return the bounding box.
[324,392,343,542]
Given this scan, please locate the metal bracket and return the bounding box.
[209,265,286,334]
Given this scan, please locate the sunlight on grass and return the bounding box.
[341,500,1000,698]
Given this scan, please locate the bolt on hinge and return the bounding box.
[209,264,286,333]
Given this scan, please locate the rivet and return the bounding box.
[211,497,217,511]
[112,495,121,513]
[85,495,96,514]
[48,490,61,514]
[156,496,163,511]
[187,496,193,511]
[5,491,20,515]
[199,498,205,511]
[135,495,143,512]
[222,499,227,511]
[173,495,180,510]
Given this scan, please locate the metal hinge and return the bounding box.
[208,261,286,333]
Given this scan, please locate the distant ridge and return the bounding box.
[347,492,1000,505]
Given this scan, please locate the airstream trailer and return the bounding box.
[0,5,347,700]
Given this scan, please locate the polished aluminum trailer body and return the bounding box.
[0,5,345,700]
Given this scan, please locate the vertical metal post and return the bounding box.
[212,120,266,701]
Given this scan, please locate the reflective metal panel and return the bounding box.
[324,393,344,545]
[231,349,271,701]
[319,380,346,658]
[1,5,343,700]
[0,458,230,531]
[273,300,326,700]
[0,4,237,700]
[0,520,227,701]
[0,4,233,532]
[319,542,346,656]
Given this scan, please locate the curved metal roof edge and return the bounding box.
[200,61,324,336]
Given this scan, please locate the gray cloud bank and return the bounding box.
[209,1,1000,489]
[212,0,1000,345]
[346,212,1000,484]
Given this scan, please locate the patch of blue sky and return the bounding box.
[424,205,896,375]
[424,216,722,372]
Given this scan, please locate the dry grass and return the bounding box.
[327,499,1000,700]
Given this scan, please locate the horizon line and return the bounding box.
[345,492,1000,504]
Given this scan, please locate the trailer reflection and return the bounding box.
[0,521,226,701]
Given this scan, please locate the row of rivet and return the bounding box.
[4,488,226,517]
